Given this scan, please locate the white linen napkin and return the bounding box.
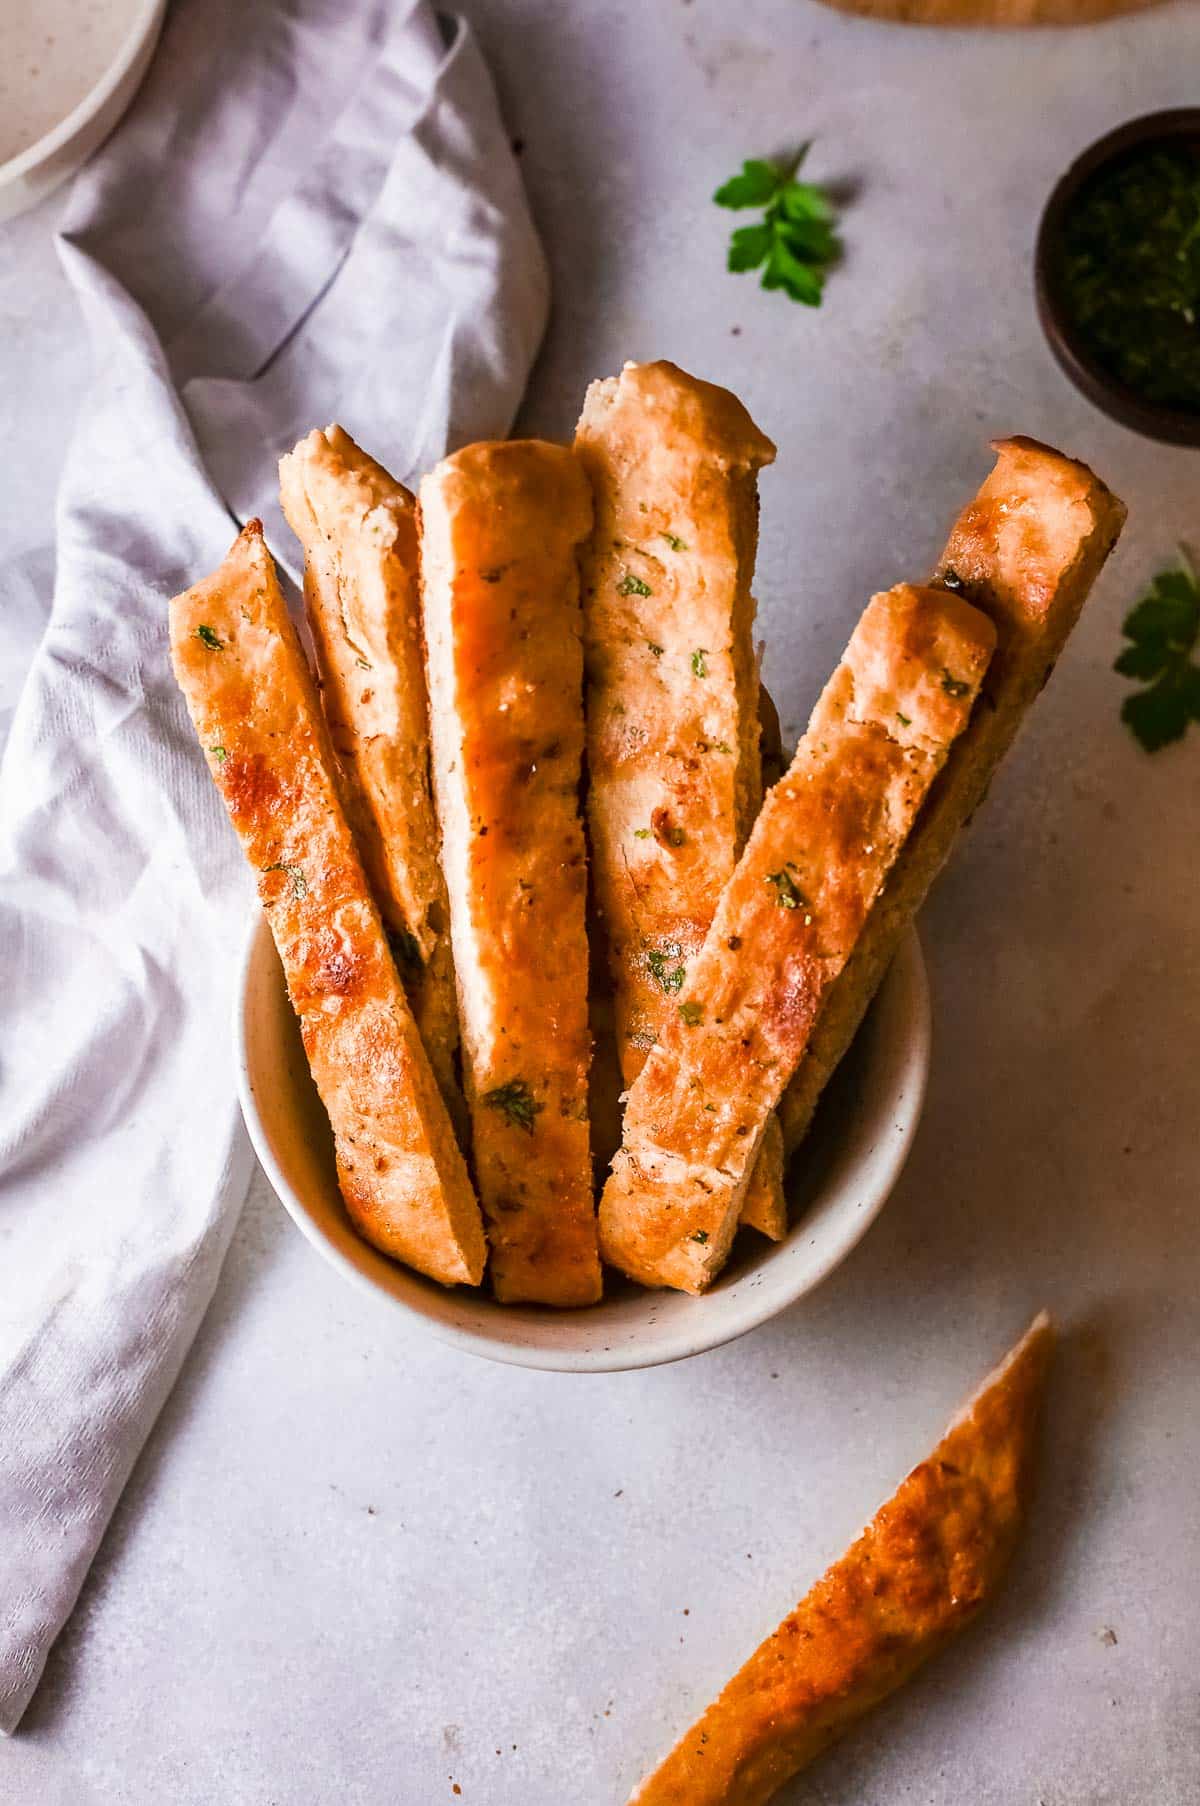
[0,0,547,1733]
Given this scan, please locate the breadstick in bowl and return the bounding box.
[599,583,997,1293]
[419,443,602,1307]
[279,426,461,1123]
[574,360,788,1240]
[170,521,486,1288]
[779,436,1125,1156]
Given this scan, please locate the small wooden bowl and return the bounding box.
[1035,109,1200,447]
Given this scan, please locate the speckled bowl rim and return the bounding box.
[235,909,931,1372]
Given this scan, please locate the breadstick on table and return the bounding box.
[575,360,788,1240]
[599,583,996,1293]
[420,442,602,1307]
[627,1311,1055,1806]
[779,436,1125,1156]
[279,426,461,1120]
[170,522,486,1287]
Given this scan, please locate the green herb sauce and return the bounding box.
[1058,145,1200,411]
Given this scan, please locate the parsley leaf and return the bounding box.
[1115,554,1200,752]
[618,571,652,597]
[195,624,224,650]
[678,1001,704,1026]
[661,532,688,552]
[728,223,774,271]
[940,670,971,699]
[762,238,825,306]
[714,147,840,308]
[647,946,686,994]
[691,1230,710,1245]
[209,745,228,763]
[691,648,709,678]
[483,1079,543,1134]
[714,159,783,208]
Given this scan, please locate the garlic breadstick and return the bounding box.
[170,522,486,1287]
[575,360,787,1240]
[779,436,1125,1155]
[600,584,996,1293]
[628,1312,1054,1806]
[420,442,602,1307]
[279,426,460,1117]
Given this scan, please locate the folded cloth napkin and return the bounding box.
[0,0,547,1732]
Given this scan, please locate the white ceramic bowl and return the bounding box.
[0,0,166,223]
[236,912,931,1371]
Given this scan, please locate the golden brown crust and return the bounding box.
[599,585,995,1292]
[169,523,486,1287]
[779,437,1125,1155]
[575,360,785,1237]
[420,442,602,1307]
[278,426,461,1121]
[628,1312,1055,1806]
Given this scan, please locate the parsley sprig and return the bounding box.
[1115,552,1200,752]
[714,148,840,308]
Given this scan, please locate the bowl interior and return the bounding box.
[236,913,930,1371]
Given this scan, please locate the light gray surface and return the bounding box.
[4,1,1200,1800]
